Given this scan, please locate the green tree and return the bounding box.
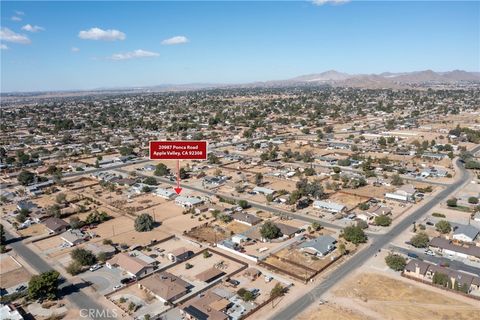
[269,283,286,307]
[435,220,452,234]
[374,215,392,227]
[143,177,158,186]
[17,170,35,186]
[385,253,406,271]
[260,221,282,240]
[66,261,83,275]
[446,198,457,207]
[97,252,108,263]
[134,213,154,232]
[0,224,6,253]
[432,272,451,287]
[255,173,263,186]
[71,248,97,266]
[342,225,367,244]
[311,222,322,231]
[391,174,404,186]
[55,193,67,204]
[208,153,221,164]
[238,200,249,209]
[28,270,60,300]
[468,196,479,204]
[154,163,170,176]
[410,232,429,248]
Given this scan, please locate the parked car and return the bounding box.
[425,250,435,256]
[264,276,273,283]
[407,252,419,259]
[89,264,102,272]
[226,278,240,286]
[113,284,124,290]
[120,277,135,284]
[15,285,27,292]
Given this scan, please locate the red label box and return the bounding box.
[149,141,208,160]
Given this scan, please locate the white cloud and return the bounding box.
[78,27,126,41]
[15,11,25,16]
[71,47,80,52]
[161,35,189,45]
[11,16,22,22]
[311,0,350,5]
[109,49,159,61]
[0,44,8,50]
[21,24,45,32]
[0,28,31,44]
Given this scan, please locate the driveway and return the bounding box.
[81,266,123,295]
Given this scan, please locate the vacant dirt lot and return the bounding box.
[297,304,370,320]
[329,191,370,210]
[332,273,480,320]
[17,223,48,237]
[275,247,338,272]
[0,254,22,274]
[185,225,229,244]
[0,255,31,288]
[263,255,315,280]
[222,221,252,234]
[34,235,65,251]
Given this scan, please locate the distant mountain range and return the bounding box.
[247,69,480,89]
[2,70,479,98]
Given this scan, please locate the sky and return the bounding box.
[1,1,479,92]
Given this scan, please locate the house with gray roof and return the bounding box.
[313,200,345,213]
[452,224,479,243]
[299,235,336,257]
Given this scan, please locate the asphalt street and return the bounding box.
[4,230,114,320]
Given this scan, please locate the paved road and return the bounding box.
[269,149,480,320]
[4,230,113,320]
[388,244,480,276]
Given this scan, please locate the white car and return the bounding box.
[425,250,435,256]
[89,264,102,272]
[113,284,124,290]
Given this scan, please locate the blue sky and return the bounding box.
[1,1,479,92]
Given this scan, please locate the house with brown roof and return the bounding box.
[43,217,69,234]
[106,252,157,278]
[168,248,194,262]
[231,212,262,226]
[181,291,229,320]
[195,267,226,283]
[404,259,480,294]
[138,272,192,303]
[428,237,480,262]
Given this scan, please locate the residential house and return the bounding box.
[299,235,337,257]
[182,291,229,320]
[43,217,69,234]
[60,229,87,246]
[168,247,194,262]
[252,186,275,196]
[452,224,479,243]
[231,212,262,226]
[106,252,157,278]
[385,184,416,203]
[429,237,480,262]
[138,272,192,303]
[154,188,177,200]
[195,267,226,283]
[313,200,346,214]
[175,196,204,208]
[404,259,480,294]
